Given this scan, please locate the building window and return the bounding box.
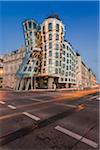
[63,64,65,68]
[44,61,46,66]
[26,33,28,38]
[49,42,52,49]
[63,51,65,55]
[44,53,46,59]
[49,34,52,40]
[56,43,59,50]
[44,44,46,51]
[65,78,67,81]
[44,35,46,42]
[61,78,63,81]
[49,59,52,64]
[55,68,58,74]
[66,72,68,76]
[67,53,69,57]
[56,24,59,32]
[60,44,63,50]
[63,44,65,49]
[33,23,36,29]
[34,32,37,37]
[67,46,69,50]
[28,21,32,29]
[60,61,62,66]
[63,57,65,62]
[55,52,58,58]
[28,40,29,45]
[62,70,64,75]
[55,60,58,66]
[67,59,69,63]
[69,72,71,76]
[23,66,27,72]
[66,66,68,70]
[43,26,45,33]
[36,61,38,65]
[61,27,63,34]
[24,23,27,31]
[56,34,59,40]
[43,68,45,73]
[28,66,32,71]
[59,68,61,74]
[60,53,62,58]
[48,23,52,31]
[49,51,52,57]
[34,67,37,72]
[30,31,32,36]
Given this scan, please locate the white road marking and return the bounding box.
[0,101,5,104]
[90,96,98,100]
[55,125,98,149]
[8,105,16,109]
[96,97,100,100]
[55,102,77,108]
[22,112,40,121]
[30,98,43,102]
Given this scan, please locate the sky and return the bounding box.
[0,1,99,81]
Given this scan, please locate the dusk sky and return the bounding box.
[0,1,99,81]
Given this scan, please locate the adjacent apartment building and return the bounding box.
[3,15,96,90]
[3,47,25,89]
[76,52,96,89]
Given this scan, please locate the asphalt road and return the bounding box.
[0,89,99,150]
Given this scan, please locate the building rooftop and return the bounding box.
[46,14,61,21]
[76,52,80,56]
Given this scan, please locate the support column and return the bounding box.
[15,78,20,90]
[65,83,68,88]
[48,77,54,89]
[34,76,37,89]
[25,78,31,91]
[19,79,24,91]
[31,76,33,90]
[24,78,27,87]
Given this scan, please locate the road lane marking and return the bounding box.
[55,126,98,149]
[22,112,40,121]
[81,137,98,149]
[96,97,100,100]
[90,96,98,100]
[55,102,77,108]
[0,105,53,120]
[8,105,16,109]
[30,98,43,102]
[0,113,21,120]
[55,125,98,149]
[0,101,5,104]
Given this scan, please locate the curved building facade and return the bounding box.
[15,20,42,90]
[41,17,64,75]
[23,19,38,51]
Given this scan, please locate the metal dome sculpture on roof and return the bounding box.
[46,14,61,21]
